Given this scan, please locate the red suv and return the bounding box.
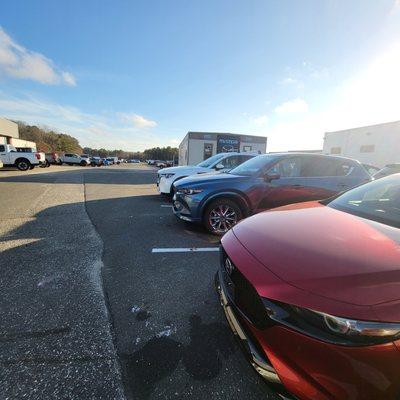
[216,174,400,400]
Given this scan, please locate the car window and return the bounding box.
[197,153,225,168]
[65,154,72,157]
[221,155,242,169]
[0,145,5,152]
[328,175,400,228]
[229,155,277,176]
[268,157,302,177]
[300,157,355,177]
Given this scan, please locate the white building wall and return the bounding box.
[179,134,189,165]
[240,141,266,154]
[323,121,400,167]
[188,139,217,165]
[0,117,19,139]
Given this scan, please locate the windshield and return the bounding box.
[374,165,400,179]
[328,175,400,228]
[197,153,225,168]
[229,154,277,176]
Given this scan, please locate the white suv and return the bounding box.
[157,152,256,195]
[60,153,90,166]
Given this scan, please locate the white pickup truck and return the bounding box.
[0,144,45,171]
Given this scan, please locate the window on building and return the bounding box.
[243,145,252,152]
[330,147,341,154]
[360,145,375,153]
[203,143,213,160]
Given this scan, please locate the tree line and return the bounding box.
[17,121,178,160]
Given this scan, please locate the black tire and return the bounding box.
[80,160,87,166]
[58,160,63,165]
[203,198,243,235]
[29,165,35,170]
[16,159,31,171]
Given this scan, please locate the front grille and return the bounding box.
[221,247,270,329]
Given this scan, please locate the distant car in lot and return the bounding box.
[373,163,400,179]
[90,156,103,167]
[173,153,371,234]
[60,153,90,166]
[156,160,168,168]
[158,152,256,196]
[216,174,400,400]
[45,152,61,166]
[0,144,45,171]
[127,159,140,163]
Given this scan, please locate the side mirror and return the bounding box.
[215,163,225,170]
[264,173,280,182]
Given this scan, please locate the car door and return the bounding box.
[293,155,341,200]
[256,156,309,211]
[0,145,10,164]
[71,154,81,164]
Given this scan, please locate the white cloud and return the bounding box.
[119,113,157,128]
[280,77,297,85]
[251,115,269,126]
[61,72,76,86]
[263,42,400,151]
[274,98,309,114]
[0,26,76,86]
[390,0,400,14]
[0,92,164,151]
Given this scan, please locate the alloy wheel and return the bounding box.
[209,204,238,233]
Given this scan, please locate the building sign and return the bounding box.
[217,135,240,153]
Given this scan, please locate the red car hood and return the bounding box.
[232,202,400,306]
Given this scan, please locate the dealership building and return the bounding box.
[323,120,400,168]
[0,117,36,149]
[178,131,267,165]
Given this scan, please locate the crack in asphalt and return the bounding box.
[0,326,71,342]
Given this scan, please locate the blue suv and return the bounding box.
[172,153,371,235]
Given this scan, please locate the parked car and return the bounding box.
[0,144,45,171]
[216,173,400,400]
[158,152,256,196]
[106,157,120,165]
[45,152,61,166]
[373,163,400,179]
[156,160,168,168]
[173,153,371,234]
[60,153,90,166]
[90,157,103,167]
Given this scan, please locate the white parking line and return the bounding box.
[160,204,173,208]
[152,247,219,253]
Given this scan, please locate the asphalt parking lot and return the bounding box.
[0,164,278,400]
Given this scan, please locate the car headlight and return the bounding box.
[161,173,175,179]
[262,298,400,346]
[178,188,203,195]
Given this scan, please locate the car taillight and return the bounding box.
[35,153,41,160]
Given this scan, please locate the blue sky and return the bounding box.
[0,0,400,151]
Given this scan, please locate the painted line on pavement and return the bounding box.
[152,247,219,253]
[160,204,173,208]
